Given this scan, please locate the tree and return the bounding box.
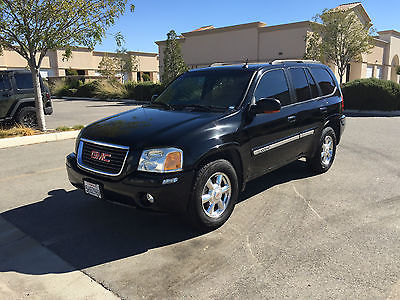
[0,0,134,130]
[98,48,138,82]
[98,55,118,79]
[162,30,188,85]
[304,8,374,84]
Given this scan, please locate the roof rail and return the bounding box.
[209,61,272,67]
[271,59,321,65]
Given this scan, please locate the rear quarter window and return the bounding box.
[14,73,33,90]
[310,68,336,96]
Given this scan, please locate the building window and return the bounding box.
[376,66,382,79]
[366,65,373,78]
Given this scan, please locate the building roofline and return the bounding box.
[181,21,267,37]
[258,21,315,33]
[155,37,185,46]
[335,2,371,24]
[92,50,158,56]
[378,30,400,38]
[373,37,389,45]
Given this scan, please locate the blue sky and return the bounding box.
[95,0,400,54]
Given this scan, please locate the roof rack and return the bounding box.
[271,59,321,65]
[209,61,271,67]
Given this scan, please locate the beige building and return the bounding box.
[156,2,400,84]
[0,47,159,83]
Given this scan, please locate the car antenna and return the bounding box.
[243,58,248,69]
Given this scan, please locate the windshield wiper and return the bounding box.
[174,104,227,112]
[148,102,173,110]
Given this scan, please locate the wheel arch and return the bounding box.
[9,98,35,118]
[323,115,341,144]
[194,144,245,192]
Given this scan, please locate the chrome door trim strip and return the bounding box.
[299,129,315,139]
[252,128,315,156]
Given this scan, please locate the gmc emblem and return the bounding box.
[91,150,111,163]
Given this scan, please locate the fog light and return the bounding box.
[146,193,155,204]
[162,177,178,185]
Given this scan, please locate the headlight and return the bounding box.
[138,148,183,173]
[74,130,83,154]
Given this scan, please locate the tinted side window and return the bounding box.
[0,74,11,91]
[289,68,311,102]
[310,68,336,96]
[305,69,318,98]
[255,69,291,106]
[14,73,33,90]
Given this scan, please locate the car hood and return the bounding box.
[80,106,223,148]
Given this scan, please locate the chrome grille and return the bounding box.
[77,138,129,176]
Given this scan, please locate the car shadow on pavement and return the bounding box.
[238,159,316,203]
[0,160,315,275]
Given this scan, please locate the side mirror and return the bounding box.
[252,98,281,114]
[151,94,158,102]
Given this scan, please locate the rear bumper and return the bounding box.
[44,101,53,115]
[338,114,346,144]
[66,153,195,213]
[44,106,53,115]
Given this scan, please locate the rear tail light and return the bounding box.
[341,94,344,112]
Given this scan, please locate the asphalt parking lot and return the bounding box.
[45,98,138,129]
[1,116,400,299]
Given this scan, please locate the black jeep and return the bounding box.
[66,61,345,230]
[0,70,53,127]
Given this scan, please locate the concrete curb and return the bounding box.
[0,130,80,149]
[344,110,400,117]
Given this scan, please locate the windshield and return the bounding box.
[154,69,253,109]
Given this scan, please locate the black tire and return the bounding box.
[16,106,38,128]
[188,159,238,231]
[307,127,337,173]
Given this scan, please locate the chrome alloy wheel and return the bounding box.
[321,135,334,166]
[201,172,231,218]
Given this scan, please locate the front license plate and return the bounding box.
[84,180,102,199]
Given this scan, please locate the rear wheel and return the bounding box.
[188,159,238,230]
[307,127,336,173]
[16,106,38,128]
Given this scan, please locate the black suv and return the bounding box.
[66,61,345,230]
[0,70,53,127]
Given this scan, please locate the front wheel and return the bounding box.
[307,127,337,173]
[188,159,238,230]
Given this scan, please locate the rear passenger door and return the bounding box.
[309,67,341,144]
[286,67,322,156]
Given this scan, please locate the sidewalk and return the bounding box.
[0,216,119,299]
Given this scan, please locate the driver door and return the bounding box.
[243,69,299,179]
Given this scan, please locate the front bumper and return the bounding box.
[66,153,195,213]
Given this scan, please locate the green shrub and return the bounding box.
[124,81,164,101]
[65,68,79,76]
[142,73,151,81]
[342,78,400,111]
[75,79,125,99]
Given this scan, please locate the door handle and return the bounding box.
[288,115,296,123]
[320,107,328,114]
